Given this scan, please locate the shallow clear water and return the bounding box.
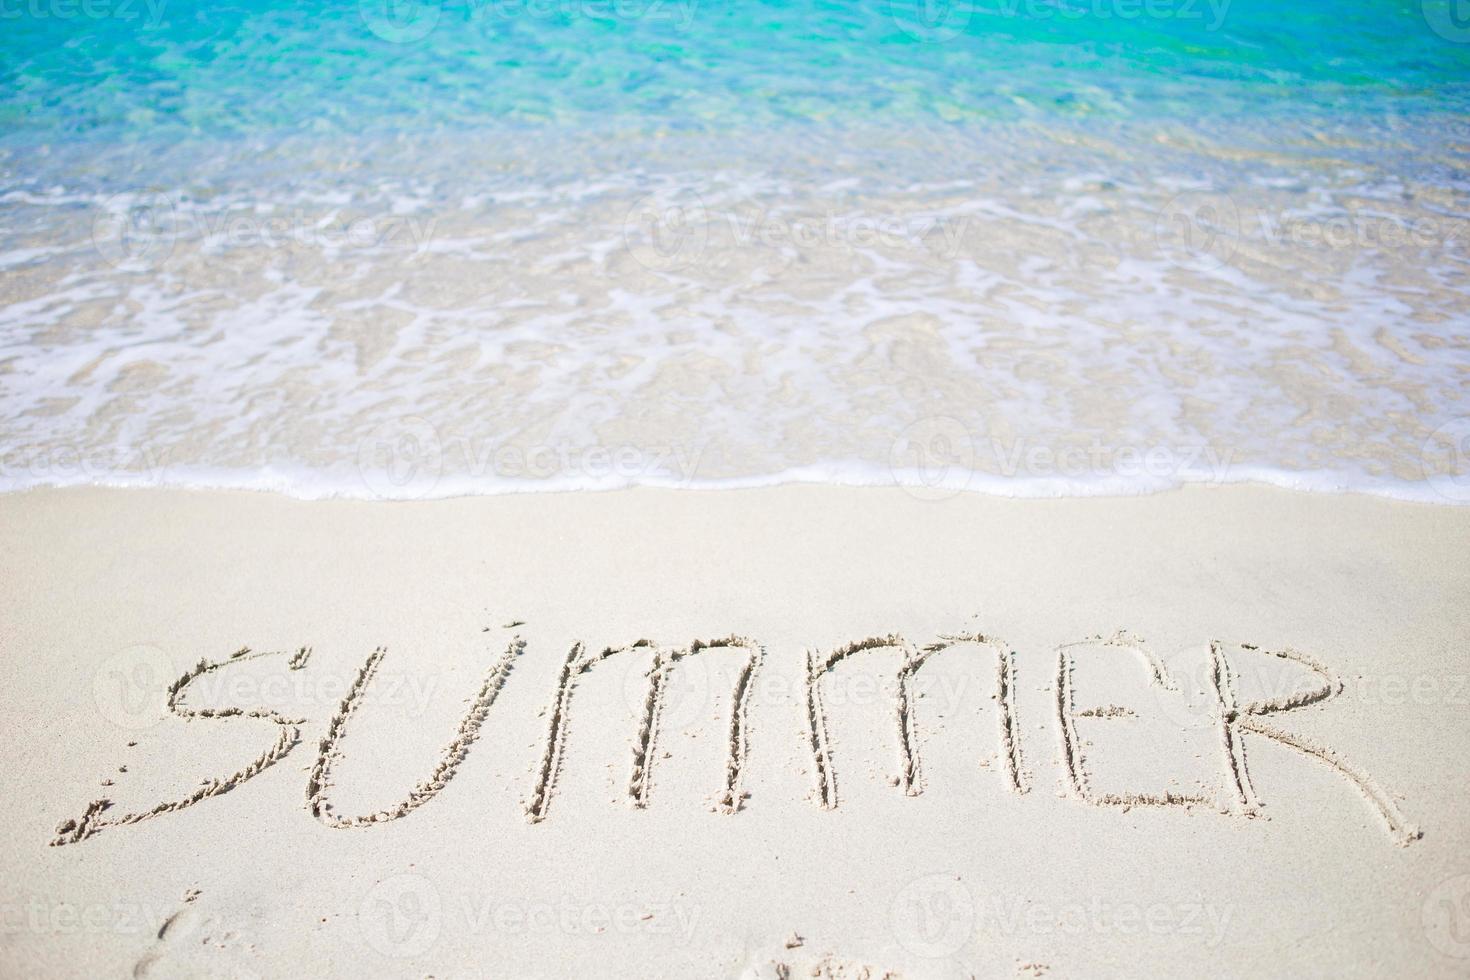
[2,0,1469,499]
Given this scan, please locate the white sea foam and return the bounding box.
[2,125,1468,503]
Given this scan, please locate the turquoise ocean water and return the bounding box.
[5,0,1469,139]
[2,0,1469,498]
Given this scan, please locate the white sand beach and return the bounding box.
[3,484,1467,977]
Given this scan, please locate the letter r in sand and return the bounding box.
[1208,642,1420,845]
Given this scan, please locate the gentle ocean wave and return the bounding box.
[2,2,1469,501]
[2,457,1466,504]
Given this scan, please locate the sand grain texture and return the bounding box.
[2,485,1468,977]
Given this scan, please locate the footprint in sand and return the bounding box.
[132,894,259,980]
